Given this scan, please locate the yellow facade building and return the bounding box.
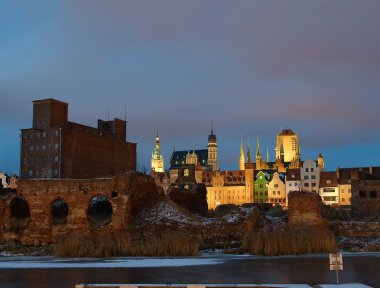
[275,129,299,163]
[203,168,254,210]
[267,172,286,206]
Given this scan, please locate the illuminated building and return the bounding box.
[151,129,164,173]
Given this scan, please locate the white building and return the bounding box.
[319,171,339,205]
[300,158,320,193]
[285,168,302,206]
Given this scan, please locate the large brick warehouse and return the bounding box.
[20,98,136,179]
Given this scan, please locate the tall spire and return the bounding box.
[246,136,251,160]
[239,132,245,170]
[266,146,270,163]
[154,128,161,157]
[256,135,261,158]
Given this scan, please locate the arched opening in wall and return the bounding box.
[9,197,31,232]
[51,199,69,225]
[87,195,113,227]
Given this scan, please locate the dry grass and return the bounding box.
[53,232,199,257]
[242,229,337,256]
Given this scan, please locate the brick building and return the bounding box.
[20,99,136,179]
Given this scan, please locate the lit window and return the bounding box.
[55,143,59,149]
[30,146,34,151]
[43,132,46,138]
[29,170,33,177]
[54,156,59,162]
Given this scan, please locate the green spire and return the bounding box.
[266,146,270,162]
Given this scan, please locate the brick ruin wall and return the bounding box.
[287,191,327,230]
[0,173,160,246]
[351,179,380,218]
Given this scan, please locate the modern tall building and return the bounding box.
[151,129,164,173]
[20,98,136,179]
[275,129,299,162]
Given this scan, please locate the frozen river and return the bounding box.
[0,252,378,288]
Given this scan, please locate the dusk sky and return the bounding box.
[1,1,380,174]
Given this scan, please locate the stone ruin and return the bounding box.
[0,172,161,246]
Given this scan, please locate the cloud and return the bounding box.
[1,0,380,171]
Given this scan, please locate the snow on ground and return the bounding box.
[136,201,196,225]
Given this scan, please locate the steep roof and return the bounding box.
[169,149,208,169]
[286,168,301,181]
[278,128,296,136]
[319,171,338,188]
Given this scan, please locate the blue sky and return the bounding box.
[1,0,380,174]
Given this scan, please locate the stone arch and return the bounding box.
[51,198,69,225]
[87,195,113,227]
[9,197,31,232]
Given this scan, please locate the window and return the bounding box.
[292,175,295,179]
[55,131,59,136]
[311,168,314,172]
[312,183,316,187]
[370,191,377,198]
[289,183,292,186]
[311,175,316,180]
[305,168,309,172]
[260,175,263,179]
[326,180,331,184]
[260,184,263,188]
[183,169,189,177]
[42,145,46,150]
[273,191,275,195]
[295,182,298,186]
[30,145,34,152]
[55,143,59,150]
[342,198,345,202]
[359,190,366,198]
[43,132,46,138]
[341,189,345,193]
[274,184,278,188]
[304,176,309,180]
[29,170,33,177]
[277,191,280,195]
[304,183,309,187]
[54,156,59,162]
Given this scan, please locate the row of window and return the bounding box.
[23,130,60,139]
[303,175,317,180]
[28,143,59,152]
[23,156,59,164]
[23,169,58,178]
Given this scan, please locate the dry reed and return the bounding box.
[53,232,199,257]
[242,229,337,256]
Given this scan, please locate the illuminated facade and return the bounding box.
[275,129,299,163]
[268,172,286,206]
[151,129,165,173]
[204,168,254,210]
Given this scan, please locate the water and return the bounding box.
[0,253,379,288]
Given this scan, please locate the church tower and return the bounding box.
[207,123,218,171]
[151,129,164,173]
[239,132,245,170]
[318,152,325,172]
